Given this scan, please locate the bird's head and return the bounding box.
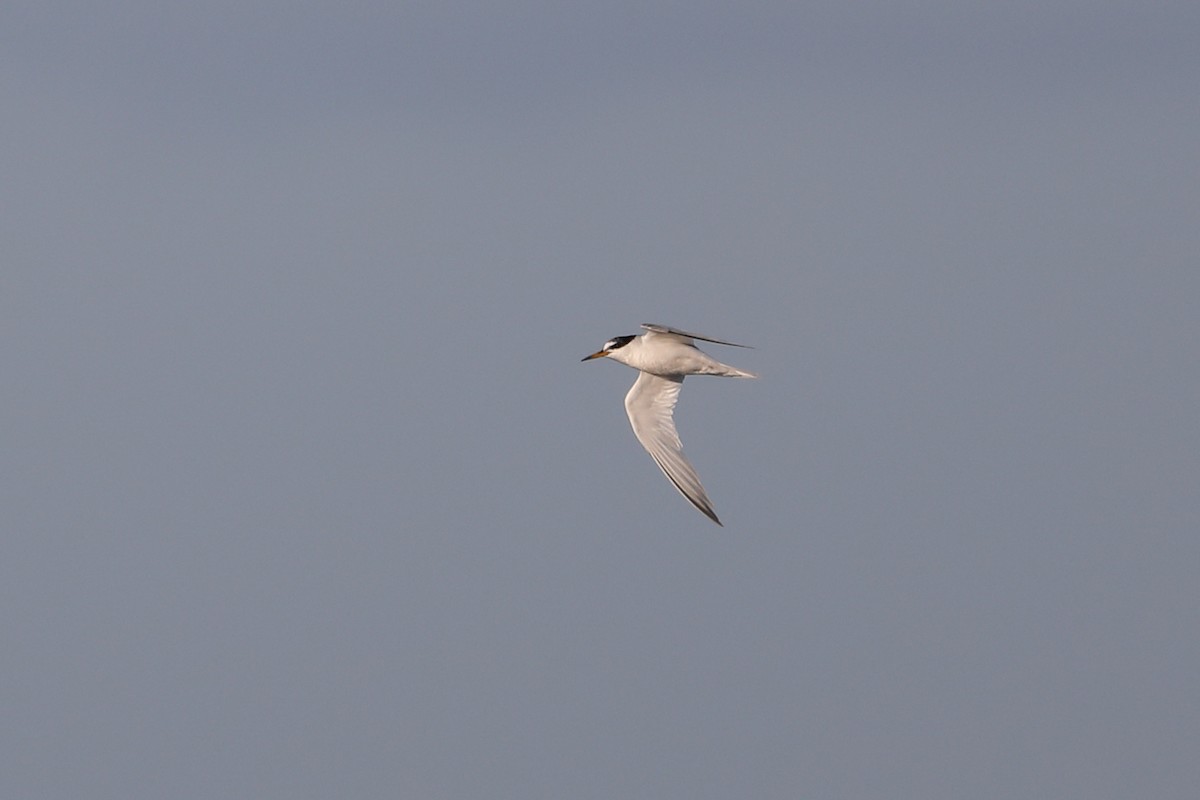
[581,334,635,362]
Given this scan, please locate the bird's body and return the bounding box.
[582,323,757,525]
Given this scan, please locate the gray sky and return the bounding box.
[4,2,1198,798]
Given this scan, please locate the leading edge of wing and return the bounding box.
[641,323,752,349]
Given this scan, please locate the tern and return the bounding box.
[582,323,757,526]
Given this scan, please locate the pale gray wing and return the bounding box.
[641,323,751,349]
[623,371,722,525]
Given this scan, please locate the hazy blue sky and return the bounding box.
[4,3,1198,798]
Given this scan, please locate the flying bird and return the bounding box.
[581,323,757,525]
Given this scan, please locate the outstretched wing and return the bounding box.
[623,371,722,525]
[641,323,752,349]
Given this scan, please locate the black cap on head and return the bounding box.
[605,335,635,350]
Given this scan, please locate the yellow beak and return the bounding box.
[581,350,609,361]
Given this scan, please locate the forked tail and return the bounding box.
[709,362,758,378]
